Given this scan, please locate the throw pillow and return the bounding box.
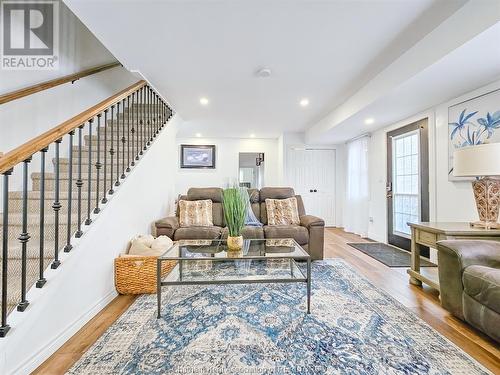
[265,197,300,226]
[179,199,214,227]
[127,235,173,257]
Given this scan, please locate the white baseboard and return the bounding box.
[11,290,118,375]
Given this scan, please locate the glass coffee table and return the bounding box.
[156,238,311,318]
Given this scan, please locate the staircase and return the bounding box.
[0,81,172,336]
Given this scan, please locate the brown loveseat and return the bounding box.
[155,187,325,260]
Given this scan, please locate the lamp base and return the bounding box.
[470,221,500,230]
[472,177,500,228]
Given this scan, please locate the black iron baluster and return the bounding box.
[51,138,62,269]
[0,169,13,337]
[126,96,131,172]
[141,87,146,153]
[153,93,157,137]
[121,98,126,179]
[109,106,115,195]
[102,109,109,203]
[36,148,48,288]
[75,125,84,238]
[146,86,153,146]
[64,131,74,252]
[115,101,121,187]
[95,114,102,212]
[17,157,32,312]
[156,94,160,134]
[85,119,93,225]
[131,92,136,166]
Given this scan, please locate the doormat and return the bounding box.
[347,242,437,268]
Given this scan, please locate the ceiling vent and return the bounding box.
[256,67,272,78]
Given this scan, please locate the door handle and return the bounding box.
[313,189,317,192]
[309,189,313,193]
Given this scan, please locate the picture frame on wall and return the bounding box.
[180,144,216,169]
[448,89,500,181]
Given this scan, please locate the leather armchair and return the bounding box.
[437,240,500,342]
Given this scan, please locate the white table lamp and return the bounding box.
[453,143,500,229]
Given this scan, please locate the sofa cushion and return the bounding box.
[222,226,264,239]
[463,265,500,314]
[178,199,213,227]
[187,187,223,202]
[174,226,222,241]
[263,225,309,245]
[265,197,300,225]
[260,187,295,200]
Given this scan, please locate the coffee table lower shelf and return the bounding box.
[156,259,311,318]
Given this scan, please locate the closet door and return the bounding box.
[287,148,336,226]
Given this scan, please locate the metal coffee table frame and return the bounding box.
[156,238,311,318]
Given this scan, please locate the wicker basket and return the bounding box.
[114,256,176,295]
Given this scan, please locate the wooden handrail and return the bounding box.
[0,80,147,174]
[0,62,121,105]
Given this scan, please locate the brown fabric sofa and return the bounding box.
[155,187,325,259]
[437,240,500,343]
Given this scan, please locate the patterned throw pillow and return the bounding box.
[178,200,213,227]
[265,197,300,226]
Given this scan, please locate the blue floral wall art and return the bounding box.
[448,89,500,181]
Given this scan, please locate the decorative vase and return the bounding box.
[227,235,244,251]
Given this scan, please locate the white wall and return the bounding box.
[367,79,500,242]
[175,137,281,195]
[0,116,180,375]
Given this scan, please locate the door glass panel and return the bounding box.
[392,131,419,237]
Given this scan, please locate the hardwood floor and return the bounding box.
[34,228,500,374]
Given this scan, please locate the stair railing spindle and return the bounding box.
[51,139,62,269]
[126,96,131,172]
[102,109,109,203]
[0,169,13,337]
[109,106,115,195]
[115,101,121,186]
[64,131,74,252]
[131,92,136,165]
[141,87,146,153]
[75,126,84,238]
[85,119,93,225]
[17,158,31,311]
[36,148,48,288]
[95,114,102,213]
[121,98,126,179]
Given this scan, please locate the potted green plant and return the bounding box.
[222,187,248,251]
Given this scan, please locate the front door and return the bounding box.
[387,119,429,253]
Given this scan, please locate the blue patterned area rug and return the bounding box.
[68,260,490,374]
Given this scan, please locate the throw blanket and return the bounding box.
[244,189,262,227]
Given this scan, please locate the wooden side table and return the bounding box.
[408,222,500,291]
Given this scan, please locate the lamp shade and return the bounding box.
[453,143,500,177]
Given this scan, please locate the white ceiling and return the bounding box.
[64,0,499,141]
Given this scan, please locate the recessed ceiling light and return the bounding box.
[365,118,374,125]
[195,133,202,137]
[300,98,309,107]
[250,133,256,138]
[199,97,209,106]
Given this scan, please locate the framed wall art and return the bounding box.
[180,144,216,169]
[448,89,500,181]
